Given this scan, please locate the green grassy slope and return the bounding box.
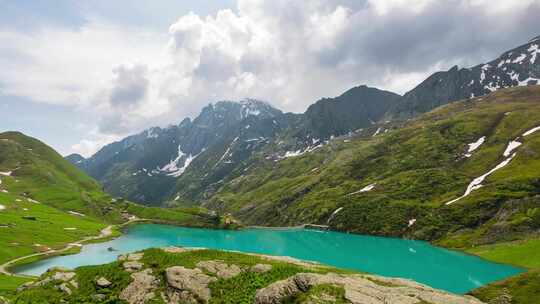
[0,132,224,298]
[209,86,540,248]
[0,132,117,264]
[467,238,540,303]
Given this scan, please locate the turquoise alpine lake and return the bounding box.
[14,223,523,294]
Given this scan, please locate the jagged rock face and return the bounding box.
[388,37,540,119]
[68,88,403,206]
[299,85,401,140]
[69,99,287,205]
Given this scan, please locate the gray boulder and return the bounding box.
[57,283,72,295]
[118,252,144,262]
[91,294,107,302]
[165,266,217,302]
[96,277,112,288]
[120,269,159,304]
[196,260,242,279]
[123,261,144,272]
[52,271,76,282]
[250,264,272,273]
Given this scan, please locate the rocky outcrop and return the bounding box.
[119,252,145,272]
[15,269,79,295]
[196,260,242,279]
[18,269,77,292]
[96,277,112,288]
[91,294,107,302]
[251,264,272,273]
[118,252,144,262]
[123,261,144,272]
[119,269,159,304]
[254,273,485,304]
[165,266,217,303]
[13,249,487,304]
[57,283,72,295]
[162,246,189,254]
[50,271,76,282]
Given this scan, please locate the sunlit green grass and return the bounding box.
[467,238,540,303]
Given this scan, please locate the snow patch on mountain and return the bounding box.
[512,53,527,64]
[446,124,540,205]
[169,153,197,177]
[347,183,376,196]
[159,145,204,178]
[327,207,343,224]
[503,140,522,157]
[68,211,85,217]
[524,125,540,136]
[280,143,324,160]
[446,153,516,205]
[528,44,539,64]
[480,64,490,83]
[465,136,486,157]
[215,137,239,167]
[146,128,159,139]
[161,145,187,174]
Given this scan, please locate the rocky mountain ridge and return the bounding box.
[68,37,540,206]
[71,86,398,205]
[387,37,540,118]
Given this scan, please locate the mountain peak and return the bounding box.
[387,36,540,119]
[65,153,86,164]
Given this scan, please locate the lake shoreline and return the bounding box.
[9,222,524,295]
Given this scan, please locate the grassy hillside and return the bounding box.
[0,132,118,263]
[0,132,226,299]
[208,86,540,248]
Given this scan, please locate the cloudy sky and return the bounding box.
[1,0,539,157]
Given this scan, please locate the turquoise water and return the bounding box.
[15,224,523,294]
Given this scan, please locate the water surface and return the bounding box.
[15,224,523,294]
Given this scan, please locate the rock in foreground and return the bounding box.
[12,247,486,304]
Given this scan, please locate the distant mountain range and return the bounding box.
[387,36,540,118]
[67,37,540,206]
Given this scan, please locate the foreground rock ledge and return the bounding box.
[13,247,486,304]
[254,273,484,304]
